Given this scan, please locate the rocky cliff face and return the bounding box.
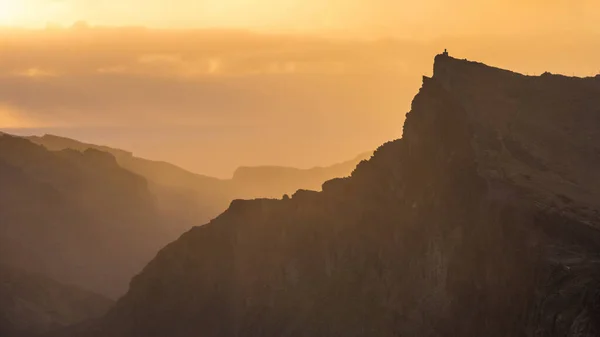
[80,55,600,336]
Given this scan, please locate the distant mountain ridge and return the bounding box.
[0,131,368,337]
[29,133,370,189]
[28,134,371,226]
[231,152,372,198]
[0,134,172,299]
[27,134,229,231]
[0,131,368,304]
[67,54,600,337]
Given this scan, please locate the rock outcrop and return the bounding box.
[69,55,600,336]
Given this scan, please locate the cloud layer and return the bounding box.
[1,28,599,177]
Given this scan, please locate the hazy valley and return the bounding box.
[0,131,366,336]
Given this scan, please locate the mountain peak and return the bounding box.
[62,56,600,337]
[432,52,522,84]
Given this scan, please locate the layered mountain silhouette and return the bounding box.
[0,131,366,307]
[63,54,600,337]
[28,134,369,228]
[0,134,172,298]
[0,264,112,337]
[27,134,229,232]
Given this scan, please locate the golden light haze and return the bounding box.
[0,0,599,36]
[0,105,36,128]
[0,1,599,177]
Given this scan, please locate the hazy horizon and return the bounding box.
[3,2,600,336]
[1,1,599,177]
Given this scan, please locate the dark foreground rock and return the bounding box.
[69,55,600,336]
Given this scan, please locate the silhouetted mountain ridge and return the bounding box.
[28,134,229,230]
[68,54,600,337]
[28,134,370,226]
[0,134,172,299]
[0,127,368,325]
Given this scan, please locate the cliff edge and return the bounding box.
[78,54,600,337]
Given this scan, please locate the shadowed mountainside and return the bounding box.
[0,265,113,337]
[0,134,173,298]
[28,134,370,228]
[0,130,366,309]
[27,134,229,231]
[68,54,600,337]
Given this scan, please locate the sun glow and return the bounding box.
[0,105,32,128]
[0,0,24,25]
[0,0,71,28]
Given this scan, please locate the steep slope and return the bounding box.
[28,135,369,227]
[0,135,171,298]
[0,265,113,337]
[28,134,229,230]
[66,55,600,337]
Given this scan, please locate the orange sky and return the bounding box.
[1,0,599,36]
[0,1,599,177]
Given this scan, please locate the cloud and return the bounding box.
[0,28,427,126]
[135,54,223,77]
[0,27,599,176]
[0,29,421,79]
[1,28,599,128]
[0,105,29,128]
[12,67,59,78]
[0,104,61,128]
